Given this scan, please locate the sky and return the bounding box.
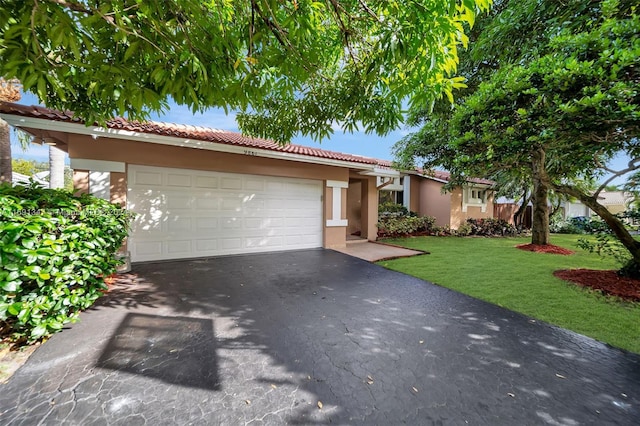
[10,91,410,164]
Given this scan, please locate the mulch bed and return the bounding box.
[515,244,640,301]
[554,269,640,302]
[516,243,575,255]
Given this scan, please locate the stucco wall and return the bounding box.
[417,178,452,227]
[360,176,378,241]
[408,176,421,214]
[451,188,494,229]
[346,180,362,236]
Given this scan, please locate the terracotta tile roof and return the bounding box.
[0,102,378,166]
[412,167,494,185]
[0,102,493,185]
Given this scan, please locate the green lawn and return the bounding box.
[378,234,640,354]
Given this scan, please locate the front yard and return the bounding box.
[378,234,640,354]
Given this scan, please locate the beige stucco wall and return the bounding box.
[606,204,627,215]
[347,180,362,236]
[408,176,421,214]
[360,176,378,241]
[73,169,89,194]
[417,178,452,227]
[68,135,351,249]
[110,172,126,207]
[450,188,494,229]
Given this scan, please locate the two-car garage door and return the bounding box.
[127,165,323,262]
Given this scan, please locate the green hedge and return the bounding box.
[463,218,516,236]
[0,184,132,343]
[378,215,437,237]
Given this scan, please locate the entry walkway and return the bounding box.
[332,239,426,261]
[1,249,638,425]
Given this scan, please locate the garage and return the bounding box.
[127,165,323,262]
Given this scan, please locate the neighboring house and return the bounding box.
[12,171,48,187]
[494,190,633,227]
[0,102,494,263]
[560,191,633,220]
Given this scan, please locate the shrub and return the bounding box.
[576,234,640,278]
[378,202,413,218]
[378,215,436,237]
[552,216,615,235]
[551,219,585,234]
[0,184,132,343]
[456,222,472,237]
[465,218,516,236]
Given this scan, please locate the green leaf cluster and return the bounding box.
[0,0,491,142]
[377,215,436,238]
[397,1,639,184]
[0,184,132,342]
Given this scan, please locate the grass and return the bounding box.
[378,234,640,354]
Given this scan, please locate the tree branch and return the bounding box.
[595,157,640,197]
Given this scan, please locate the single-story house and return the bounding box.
[1,102,494,262]
[559,190,635,225]
[494,190,633,227]
[373,168,494,229]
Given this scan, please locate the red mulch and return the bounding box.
[516,243,575,255]
[554,269,640,302]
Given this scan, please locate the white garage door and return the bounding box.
[127,165,323,262]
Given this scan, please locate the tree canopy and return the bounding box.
[0,0,491,142]
[394,0,640,272]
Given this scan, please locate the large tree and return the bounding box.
[396,0,614,244]
[0,0,491,142]
[395,1,640,272]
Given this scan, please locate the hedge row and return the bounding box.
[0,184,132,343]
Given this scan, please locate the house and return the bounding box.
[561,190,633,220]
[12,171,48,187]
[493,190,633,227]
[0,102,494,262]
[374,167,494,229]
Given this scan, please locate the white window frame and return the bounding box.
[462,185,489,213]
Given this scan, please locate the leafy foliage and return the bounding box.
[378,201,412,218]
[577,234,640,278]
[396,0,640,263]
[377,216,437,238]
[464,218,516,236]
[0,184,132,342]
[377,204,435,237]
[0,0,491,142]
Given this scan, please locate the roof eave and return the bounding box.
[1,113,374,172]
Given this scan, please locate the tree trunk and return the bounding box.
[0,118,11,184]
[514,187,530,229]
[554,183,640,268]
[49,145,65,189]
[530,147,550,245]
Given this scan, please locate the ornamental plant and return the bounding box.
[0,183,132,343]
[377,203,437,238]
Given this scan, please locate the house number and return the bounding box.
[244,150,258,156]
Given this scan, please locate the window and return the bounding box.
[468,189,486,204]
[463,186,489,213]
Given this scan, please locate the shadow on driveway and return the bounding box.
[1,248,639,425]
[97,313,219,391]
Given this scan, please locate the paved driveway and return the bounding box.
[1,249,638,425]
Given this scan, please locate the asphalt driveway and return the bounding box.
[1,249,638,425]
